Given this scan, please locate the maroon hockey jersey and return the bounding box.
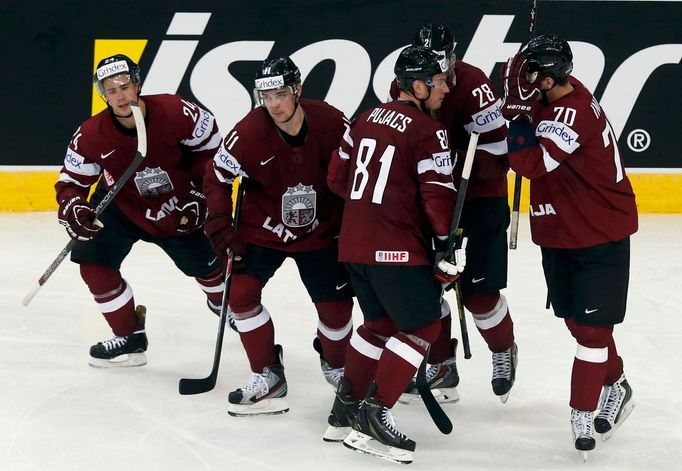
[206,99,346,252]
[508,77,638,248]
[328,100,456,266]
[55,94,222,237]
[389,60,509,198]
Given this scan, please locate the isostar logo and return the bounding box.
[96,60,130,80]
[99,11,682,146]
[255,76,285,90]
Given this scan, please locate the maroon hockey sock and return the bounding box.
[373,324,438,408]
[428,314,453,363]
[570,356,607,411]
[81,263,137,337]
[315,299,353,368]
[235,308,278,372]
[344,325,385,400]
[465,292,515,352]
[195,267,224,311]
[604,337,624,384]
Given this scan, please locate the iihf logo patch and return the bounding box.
[282,183,316,228]
[134,167,174,198]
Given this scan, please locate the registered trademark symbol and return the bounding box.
[627,129,650,152]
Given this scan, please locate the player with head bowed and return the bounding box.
[202,56,355,417]
[501,34,637,459]
[323,45,465,464]
[389,22,518,405]
[55,54,225,367]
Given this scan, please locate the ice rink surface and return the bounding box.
[2,212,681,470]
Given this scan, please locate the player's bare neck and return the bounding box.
[546,83,574,104]
[398,91,423,112]
[275,106,305,137]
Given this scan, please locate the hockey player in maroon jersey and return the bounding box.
[390,23,518,404]
[501,35,637,459]
[323,45,466,464]
[55,54,225,368]
[202,57,354,417]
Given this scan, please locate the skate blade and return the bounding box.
[600,402,635,442]
[343,430,413,464]
[397,387,460,405]
[498,390,512,404]
[88,352,147,368]
[322,425,350,442]
[580,451,589,463]
[228,398,289,417]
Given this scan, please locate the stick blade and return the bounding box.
[22,282,41,306]
[178,376,216,395]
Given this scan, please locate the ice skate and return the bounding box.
[313,337,344,389]
[89,305,148,368]
[399,339,459,405]
[343,389,416,464]
[491,342,518,403]
[398,359,460,405]
[323,376,359,442]
[594,374,634,442]
[571,408,595,462]
[228,344,288,416]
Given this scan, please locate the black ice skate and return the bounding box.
[594,373,635,441]
[343,391,416,464]
[323,376,359,442]
[313,337,344,389]
[571,408,596,462]
[491,342,518,403]
[399,339,459,405]
[89,305,148,368]
[228,344,288,416]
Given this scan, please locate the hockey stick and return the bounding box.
[22,101,147,306]
[509,0,538,250]
[452,229,472,360]
[416,345,453,434]
[444,132,479,360]
[416,133,479,432]
[178,178,246,395]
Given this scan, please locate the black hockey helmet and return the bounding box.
[253,56,301,106]
[414,23,455,61]
[93,54,141,96]
[394,45,448,92]
[521,34,573,83]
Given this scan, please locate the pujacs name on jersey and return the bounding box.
[366,108,413,133]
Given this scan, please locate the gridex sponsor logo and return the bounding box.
[137,12,681,140]
[537,121,578,146]
[96,60,129,80]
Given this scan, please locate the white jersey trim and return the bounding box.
[539,143,561,173]
[478,139,508,156]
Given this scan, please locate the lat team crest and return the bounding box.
[134,167,174,198]
[282,183,316,227]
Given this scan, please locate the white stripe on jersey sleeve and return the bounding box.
[57,173,91,187]
[63,149,101,176]
[193,132,222,152]
[535,119,581,154]
[418,150,453,176]
[425,180,456,191]
[478,139,508,156]
[338,147,350,160]
[464,99,506,134]
[214,146,243,179]
[539,143,561,173]
[180,109,217,147]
